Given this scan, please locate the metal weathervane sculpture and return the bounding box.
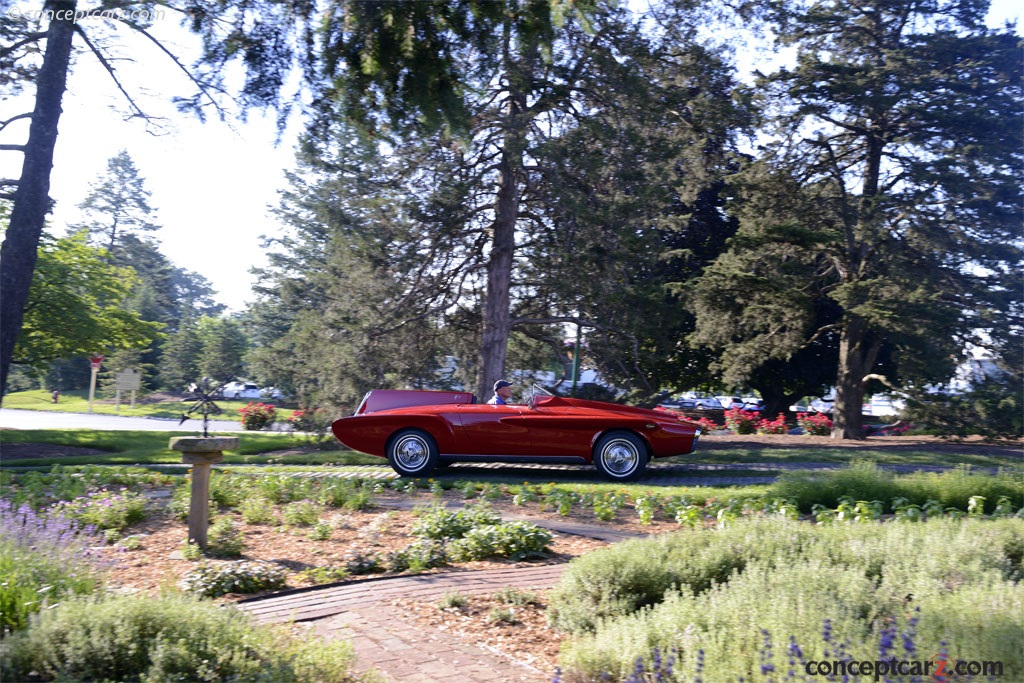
[180,378,225,438]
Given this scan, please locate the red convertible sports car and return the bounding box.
[331,386,701,481]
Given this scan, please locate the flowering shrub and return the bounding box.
[287,407,333,432]
[756,413,788,435]
[239,402,277,430]
[179,560,286,597]
[0,501,106,633]
[691,416,721,432]
[797,411,833,436]
[724,408,760,434]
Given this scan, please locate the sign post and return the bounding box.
[87,355,104,413]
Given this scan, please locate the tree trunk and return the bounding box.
[476,26,535,402]
[0,1,76,400]
[831,317,882,439]
[478,131,523,401]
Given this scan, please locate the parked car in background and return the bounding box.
[694,397,724,410]
[717,396,744,410]
[220,382,262,399]
[261,387,286,400]
[658,395,697,411]
[741,398,765,412]
[808,398,834,413]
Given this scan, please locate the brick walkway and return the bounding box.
[234,508,644,682]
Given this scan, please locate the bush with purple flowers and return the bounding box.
[553,516,1023,681]
[0,500,107,633]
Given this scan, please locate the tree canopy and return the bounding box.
[690,0,1022,436]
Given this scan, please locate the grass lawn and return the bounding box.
[0,429,380,467]
[3,389,295,421]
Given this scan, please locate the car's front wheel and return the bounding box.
[593,431,648,481]
[386,429,439,477]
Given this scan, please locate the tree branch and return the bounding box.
[113,20,231,122]
[0,144,27,152]
[0,32,46,59]
[0,113,34,132]
[73,25,150,120]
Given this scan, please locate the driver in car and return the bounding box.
[488,379,514,405]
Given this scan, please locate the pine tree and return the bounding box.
[692,0,1022,438]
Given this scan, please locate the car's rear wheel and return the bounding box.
[593,431,648,481]
[386,429,439,477]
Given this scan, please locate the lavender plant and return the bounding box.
[0,500,107,633]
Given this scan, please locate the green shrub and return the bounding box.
[494,587,541,606]
[207,516,246,557]
[317,480,373,510]
[769,461,1023,513]
[448,521,552,561]
[0,592,366,682]
[282,499,322,526]
[50,488,148,531]
[411,503,501,540]
[554,517,1024,681]
[0,503,105,634]
[384,539,448,573]
[257,473,317,504]
[437,591,467,610]
[209,471,250,508]
[180,560,287,597]
[309,520,333,540]
[239,495,278,524]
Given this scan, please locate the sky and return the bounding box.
[1,1,1019,313]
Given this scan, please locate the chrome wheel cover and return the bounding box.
[393,434,429,471]
[600,438,640,476]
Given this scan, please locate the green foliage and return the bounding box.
[13,230,163,370]
[556,518,1024,681]
[770,461,1023,514]
[0,504,105,634]
[196,316,249,384]
[49,488,147,531]
[0,592,364,682]
[689,0,1022,435]
[904,368,1023,439]
[238,496,278,524]
[282,499,322,527]
[308,521,333,541]
[448,520,552,562]
[206,516,246,557]
[436,591,467,610]
[411,503,501,540]
[494,587,541,606]
[384,539,448,573]
[486,606,518,625]
[179,560,286,597]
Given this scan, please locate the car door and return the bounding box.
[452,404,535,455]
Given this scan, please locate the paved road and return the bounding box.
[0,408,244,432]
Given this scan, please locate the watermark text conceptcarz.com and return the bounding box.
[804,655,1005,681]
[5,5,166,23]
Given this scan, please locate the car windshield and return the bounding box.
[526,384,554,409]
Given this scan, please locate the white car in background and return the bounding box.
[716,396,744,410]
[694,397,724,410]
[220,382,262,399]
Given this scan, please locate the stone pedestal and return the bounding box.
[169,436,238,550]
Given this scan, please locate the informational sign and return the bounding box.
[114,369,142,411]
[115,369,142,391]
